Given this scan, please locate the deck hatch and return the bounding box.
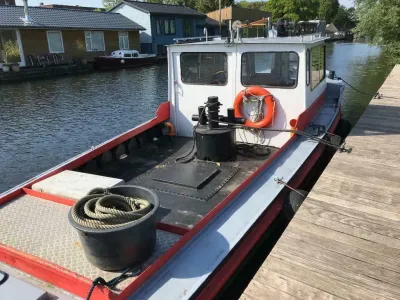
[134,161,238,201]
[152,164,220,189]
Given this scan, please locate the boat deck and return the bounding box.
[241,66,400,300]
[83,136,276,228]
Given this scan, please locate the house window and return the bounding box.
[119,32,129,50]
[183,20,193,37]
[311,45,326,89]
[241,52,299,88]
[47,31,64,53]
[180,52,228,85]
[155,18,176,35]
[85,31,105,52]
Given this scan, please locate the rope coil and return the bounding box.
[71,188,151,229]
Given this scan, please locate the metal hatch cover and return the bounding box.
[134,161,238,201]
[153,163,220,189]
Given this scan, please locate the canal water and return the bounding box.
[0,42,393,194]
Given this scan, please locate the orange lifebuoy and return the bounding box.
[234,86,276,128]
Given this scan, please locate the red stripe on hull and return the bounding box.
[0,243,115,300]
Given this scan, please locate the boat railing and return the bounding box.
[173,36,222,44]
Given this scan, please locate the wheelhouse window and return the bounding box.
[119,32,129,50]
[47,31,64,53]
[311,45,326,89]
[85,31,105,52]
[156,18,176,35]
[241,52,299,88]
[180,52,227,85]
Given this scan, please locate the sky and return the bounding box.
[17,0,354,8]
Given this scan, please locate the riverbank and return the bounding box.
[241,65,400,299]
[0,64,93,83]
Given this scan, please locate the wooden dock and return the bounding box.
[241,65,400,300]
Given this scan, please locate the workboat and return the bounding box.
[93,50,164,70]
[0,22,350,300]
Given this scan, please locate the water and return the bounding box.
[0,43,393,194]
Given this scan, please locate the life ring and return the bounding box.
[234,86,276,128]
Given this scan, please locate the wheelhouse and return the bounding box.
[167,36,328,147]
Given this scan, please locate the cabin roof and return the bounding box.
[169,36,328,48]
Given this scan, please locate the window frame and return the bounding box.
[306,49,310,86]
[155,18,176,36]
[180,52,228,86]
[118,31,129,50]
[310,45,326,90]
[46,30,64,54]
[183,19,193,38]
[240,51,300,89]
[84,31,105,52]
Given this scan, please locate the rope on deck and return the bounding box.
[71,188,151,229]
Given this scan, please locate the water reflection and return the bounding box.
[0,66,168,193]
[326,42,393,125]
[0,43,393,193]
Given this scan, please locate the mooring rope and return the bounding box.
[71,188,151,229]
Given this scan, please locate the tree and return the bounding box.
[333,5,356,30]
[354,0,400,62]
[103,0,121,10]
[264,0,319,22]
[318,0,339,23]
[195,0,235,13]
[236,1,267,11]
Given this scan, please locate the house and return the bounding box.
[0,5,144,67]
[110,1,208,55]
[207,5,272,37]
[39,3,105,12]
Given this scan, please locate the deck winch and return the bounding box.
[192,96,243,162]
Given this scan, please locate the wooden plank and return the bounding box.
[242,65,400,300]
[240,280,299,300]
[275,236,400,294]
[250,270,344,300]
[284,227,400,273]
[265,256,388,300]
[299,201,400,240]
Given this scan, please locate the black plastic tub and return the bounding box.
[68,185,159,271]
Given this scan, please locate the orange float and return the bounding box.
[233,86,276,128]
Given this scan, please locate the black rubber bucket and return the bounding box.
[68,185,159,271]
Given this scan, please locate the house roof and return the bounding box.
[118,0,205,18]
[0,5,145,30]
